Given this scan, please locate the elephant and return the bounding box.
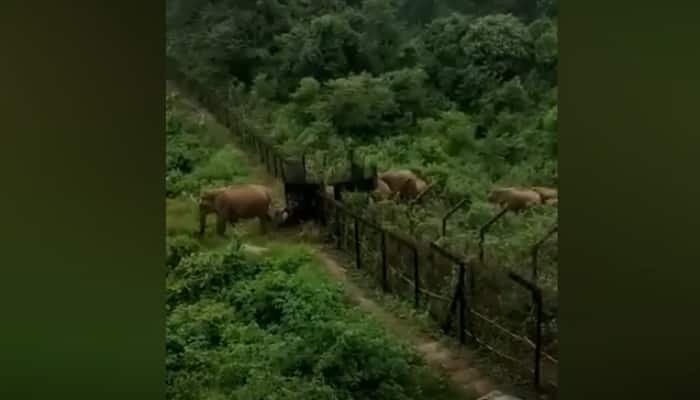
[198,184,288,237]
[402,177,431,200]
[487,187,543,212]
[371,178,395,201]
[530,186,558,203]
[377,169,433,201]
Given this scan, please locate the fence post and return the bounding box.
[268,149,274,175]
[441,196,471,237]
[354,217,361,269]
[381,232,388,292]
[509,272,544,389]
[268,148,273,174]
[458,263,466,344]
[336,208,342,250]
[413,247,420,308]
[478,207,509,266]
[271,153,278,177]
[265,147,272,173]
[281,158,287,182]
[301,154,307,182]
[318,194,327,227]
[534,287,543,388]
[531,225,558,280]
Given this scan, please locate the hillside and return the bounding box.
[166,0,559,397]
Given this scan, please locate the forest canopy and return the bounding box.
[167,0,557,185]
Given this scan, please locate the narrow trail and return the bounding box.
[311,247,502,399]
[170,84,514,400]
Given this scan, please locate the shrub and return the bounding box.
[166,242,459,400]
[166,234,201,270]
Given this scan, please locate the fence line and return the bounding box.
[319,193,557,392]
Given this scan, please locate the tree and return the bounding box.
[313,72,399,139]
[356,0,405,74]
[533,19,558,83]
[275,12,364,94]
[418,13,472,98]
[461,14,533,82]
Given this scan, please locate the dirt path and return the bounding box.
[309,247,504,400]
[169,83,513,400]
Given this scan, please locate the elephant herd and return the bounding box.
[197,169,558,238]
[369,169,558,212]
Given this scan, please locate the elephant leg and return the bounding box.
[227,213,240,235]
[259,213,272,233]
[216,214,227,236]
[258,216,267,234]
[198,213,206,238]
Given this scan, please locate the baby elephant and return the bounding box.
[530,186,558,203]
[371,178,395,201]
[377,169,432,201]
[198,184,287,237]
[488,187,543,212]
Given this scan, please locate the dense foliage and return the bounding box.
[167,0,558,289]
[166,237,464,400]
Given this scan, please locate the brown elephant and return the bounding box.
[530,186,558,202]
[198,184,287,237]
[377,169,432,201]
[403,177,432,200]
[371,178,395,201]
[487,187,543,212]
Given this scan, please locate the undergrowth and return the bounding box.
[165,237,468,400]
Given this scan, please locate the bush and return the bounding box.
[166,243,460,400]
[166,234,201,270]
[167,241,246,306]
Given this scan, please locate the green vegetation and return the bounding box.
[167,0,559,390]
[166,238,467,400]
[166,0,559,288]
[165,94,469,400]
[166,90,251,199]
